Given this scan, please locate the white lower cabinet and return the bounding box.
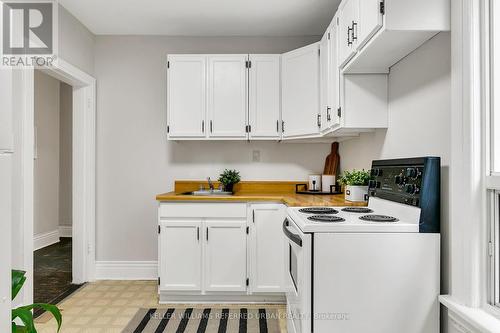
[158,202,286,301]
[249,204,287,293]
[159,220,202,291]
[204,220,247,291]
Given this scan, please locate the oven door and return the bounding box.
[283,216,312,333]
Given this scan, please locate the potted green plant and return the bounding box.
[338,169,371,202]
[218,169,241,193]
[11,270,62,332]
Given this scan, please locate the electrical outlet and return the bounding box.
[252,150,261,162]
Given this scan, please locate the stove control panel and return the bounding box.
[369,166,423,206]
[368,157,441,233]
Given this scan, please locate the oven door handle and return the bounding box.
[283,218,302,247]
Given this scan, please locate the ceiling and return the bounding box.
[58,0,341,36]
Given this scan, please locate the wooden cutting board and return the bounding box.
[323,142,340,175]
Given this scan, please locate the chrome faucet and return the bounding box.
[207,177,214,191]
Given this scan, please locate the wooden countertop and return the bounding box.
[156,181,367,207]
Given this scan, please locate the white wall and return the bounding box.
[34,70,60,236]
[339,32,451,294]
[94,35,330,261]
[59,83,72,228]
[58,4,95,75]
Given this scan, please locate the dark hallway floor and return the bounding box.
[33,237,83,317]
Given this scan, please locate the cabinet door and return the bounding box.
[204,220,247,291]
[357,0,383,49]
[159,220,202,291]
[207,55,248,139]
[248,55,281,140]
[319,30,331,132]
[281,43,320,138]
[338,0,359,67]
[167,55,206,138]
[249,204,286,293]
[329,21,341,128]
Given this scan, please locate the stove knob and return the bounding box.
[406,168,418,178]
[368,180,377,189]
[395,175,403,184]
[405,184,420,194]
[371,168,383,177]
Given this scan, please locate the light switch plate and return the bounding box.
[252,150,261,162]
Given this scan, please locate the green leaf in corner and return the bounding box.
[18,304,62,332]
[11,270,26,301]
[11,307,35,333]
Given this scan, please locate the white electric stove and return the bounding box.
[284,157,441,333]
[287,196,421,233]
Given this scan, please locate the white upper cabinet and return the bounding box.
[357,0,383,48]
[281,43,320,139]
[166,0,449,142]
[319,31,330,133]
[167,55,206,139]
[320,19,341,133]
[248,55,281,140]
[207,55,248,139]
[338,0,359,67]
[342,0,450,73]
[329,20,341,129]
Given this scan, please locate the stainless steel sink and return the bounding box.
[182,189,233,196]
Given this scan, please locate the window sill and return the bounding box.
[439,295,500,332]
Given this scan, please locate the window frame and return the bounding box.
[487,0,500,315]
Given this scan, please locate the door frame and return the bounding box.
[20,58,96,304]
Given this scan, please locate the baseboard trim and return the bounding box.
[34,230,60,250]
[159,293,286,304]
[59,225,72,237]
[95,261,158,280]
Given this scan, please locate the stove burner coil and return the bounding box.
[359,215,398,222]
[341,207,374,213]
[299,207,338,214]
[307,215,346,223]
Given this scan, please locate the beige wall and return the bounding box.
[94,35,330,261]
[339,32,451,294]
[34,71,60,235]
[59,82,73,228]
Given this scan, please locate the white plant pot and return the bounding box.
[345,185,369,202]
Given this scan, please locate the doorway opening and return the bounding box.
[15,59,96,308]
[32,70,83,316]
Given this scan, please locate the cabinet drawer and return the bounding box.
[159,203,247,218]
